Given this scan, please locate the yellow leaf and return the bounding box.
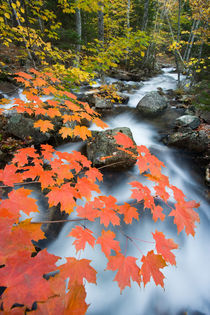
[16,0,21,7]
[141,51,145,57]
[5,13,10,19]
[11,3,16,9]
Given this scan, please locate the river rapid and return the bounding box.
[47,69,210,315]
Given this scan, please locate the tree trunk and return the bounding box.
[185,20,200,62]
[176,0,181,84]
[127,0,131,30]
[183,19,196,60]
[76,7,82,52]
[98,1,104,44]
[141,0,149,31]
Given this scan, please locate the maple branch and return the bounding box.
[0,181,40,188]
[30,218,87,224]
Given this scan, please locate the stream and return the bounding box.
[1,68,210,314]
[48,69,210,315]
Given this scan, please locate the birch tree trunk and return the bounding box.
[141,0,149,31]
[98,1,104,44]
[76,7,82,52]
[185,20,200,62]
[176,0,181,84]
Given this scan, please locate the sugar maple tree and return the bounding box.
[0,70,200,314]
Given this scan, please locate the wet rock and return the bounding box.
[108,69,143,81]
[136,91,168,115]
[113,81,143,93]
[196,109,210,125]
[176,115,200,129]
[6,113,50,144]
[205,165,210,186]
[164,130,209,153]
[115,92,129,104]
[86,127,137,169]
[94,96,113,109]
[77,89,99,105]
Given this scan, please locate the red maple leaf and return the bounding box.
[0,250,58,310]
[59,257,97,287]
[1,188,39,218]
[152,231,178,265]
[69,225,95,252]
[140,250,167,287]
[169,185,200,236]
[114,132,135,148]
[0,164,21,186]
[106,253,141,292]
[47,183,79,214]
[76,199,101,221]
[118,202,139,224]
[96,230,121,257]
[76,177,100,200]
[34,120,54,132]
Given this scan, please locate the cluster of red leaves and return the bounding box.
[0,69,108,140]
[0,71,200,314]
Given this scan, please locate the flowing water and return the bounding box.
[1,69,210,314]
[47,69,210,315]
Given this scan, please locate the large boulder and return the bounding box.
[136,91,168,115]
[6,113,50,144]
[175,115,200,129]
[86,127,137,169]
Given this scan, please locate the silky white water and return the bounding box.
[47,68,210,315]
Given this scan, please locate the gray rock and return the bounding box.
[7,113,50,144]
[136,91,168,115]
[94,96,113,109]
[165,130,209,153]
[205,165,210,185]
[115,92,129,104]
[176,115,200,129]
[86,127,137,169]
[77,89,100,105]
[113,81,143,93]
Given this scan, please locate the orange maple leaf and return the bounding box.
[59,257,97,287]
[169,185,200,236]
[0,250,58,310]
[69,225,95,252]
[140,250,167,287]
[152,231,178,265]
[34,120,54,132]
[47,183,79,214]
[118,202,139,224]
[114,132,135,148]
[59,126,74,139]
[106,253,141,292]
[96,229,121,257]
[0,164,21,186]
[73,125,92,140]
[0,188,39,218]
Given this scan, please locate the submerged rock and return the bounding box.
[86,127,137,169]
[136,91,168,115]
